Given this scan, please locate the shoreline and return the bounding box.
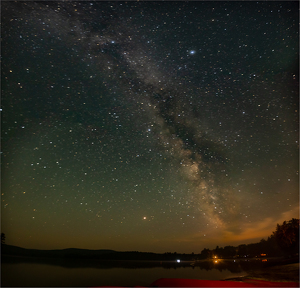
[225,263,299,283]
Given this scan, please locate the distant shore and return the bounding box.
[2,252,299,276]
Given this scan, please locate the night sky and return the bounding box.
[1,1,299,253]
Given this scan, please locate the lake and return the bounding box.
[1,256,270,287]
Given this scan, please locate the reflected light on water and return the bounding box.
[2,258,246,287]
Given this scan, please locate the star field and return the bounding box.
[1,1,299,253]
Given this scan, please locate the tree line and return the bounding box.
[1,218,298,260]
[199,218,299,259]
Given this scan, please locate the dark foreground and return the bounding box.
[156,263,299,287]
[94,263,299,287]
[227,263,299,283]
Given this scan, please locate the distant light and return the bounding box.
[176,259,180,263]
[189,50,196,55]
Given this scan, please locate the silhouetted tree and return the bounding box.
[273,218,299,255]
[200,248,212,259]
[238,244,247,257]
[247,242,261,257]
[199,218,299,259]
[222,246,236,258]
[1,233,5,244]
[265,234,281,256]
[212,245,224,258]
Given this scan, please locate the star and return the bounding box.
[1,0,298,258]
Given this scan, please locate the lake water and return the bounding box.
[1,256,265,287]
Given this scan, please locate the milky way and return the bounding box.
[42,1,238,226]
[2,1,298,252]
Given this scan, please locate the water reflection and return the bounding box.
[1,255,288,287]
[2,255,273,268]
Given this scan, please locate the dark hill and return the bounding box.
[1,244,194,261]
[1,244,116,259]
